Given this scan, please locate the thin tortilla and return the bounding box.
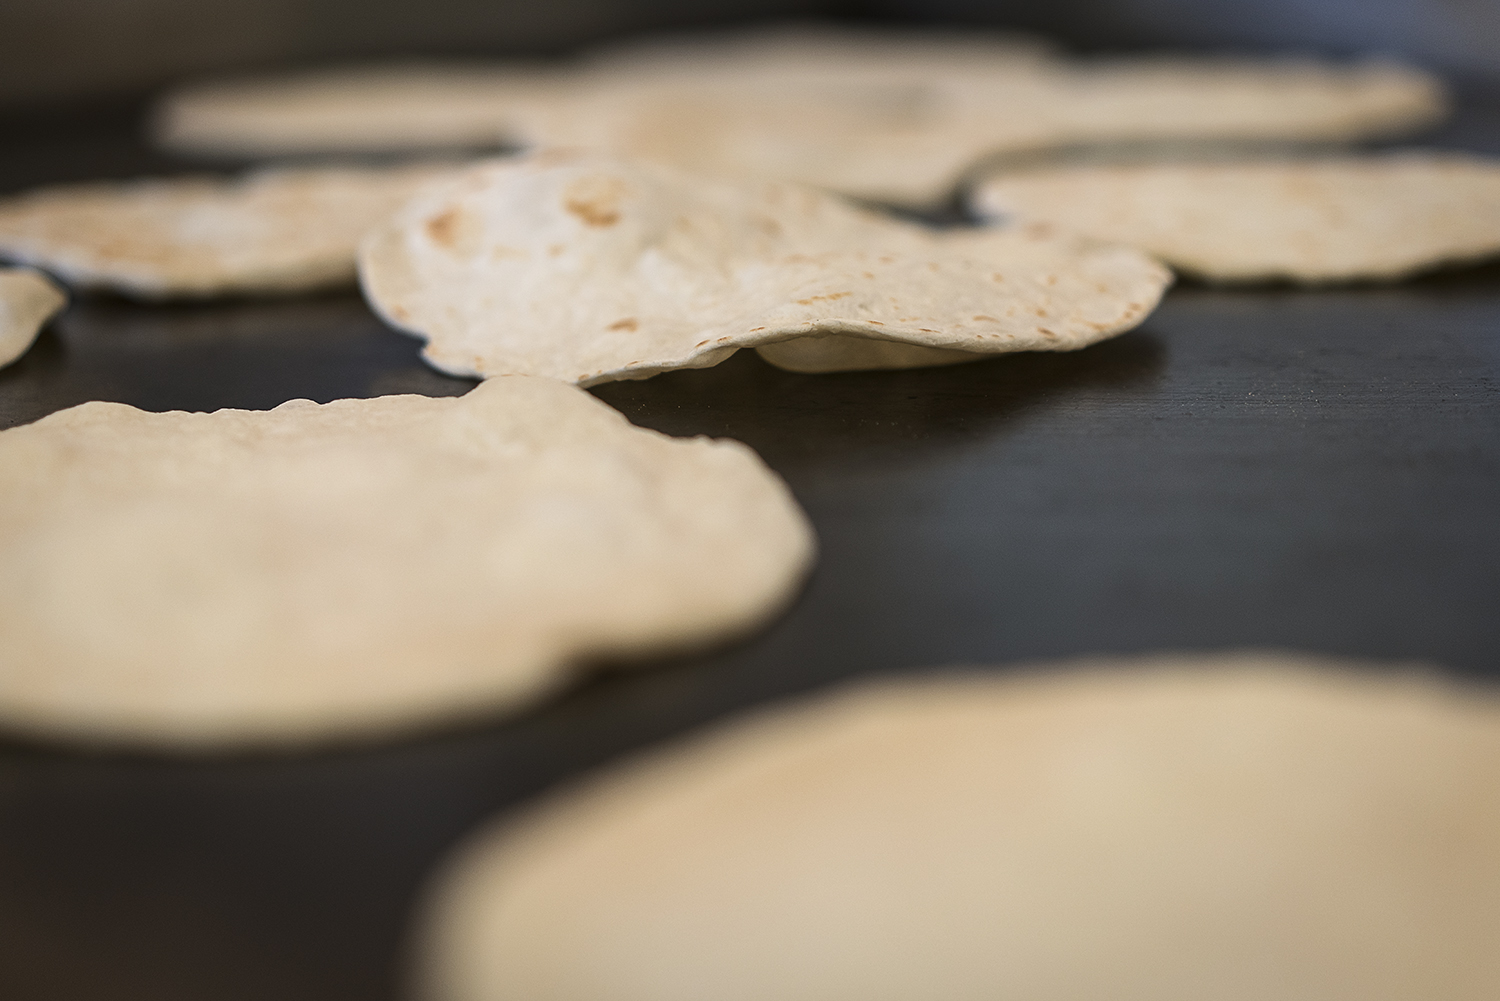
[0,267,65,369]
[0,377,814,749]
[358,152,1170,383]
[0,163,454,299]
[972,152,1500,282]
[418,652,1500,1001]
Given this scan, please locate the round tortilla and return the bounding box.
[972,152,1500,283]
[418,652,1500,1001]
[152,62,569,157]
[0,164,454,299]
[0,266,65,369]
[0,377,814,749]
[358,152,1170,384]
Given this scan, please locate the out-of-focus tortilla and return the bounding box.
[0,267,65,368]
[972,152,1500,282]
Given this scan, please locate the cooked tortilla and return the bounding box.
[972,152,1500,282]
[0,267,65,368]
[358,152,1170,383]
[0,377,814,748]
[418,652,1500,1001]
[0,164,454,299]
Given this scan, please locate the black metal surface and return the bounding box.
[2,94,1499,1001]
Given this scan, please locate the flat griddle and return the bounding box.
[1,84,1498,1001]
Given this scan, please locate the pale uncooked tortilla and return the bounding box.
[972,152,1500,282]
[0,377,814,749]
[0,163,455,299]
[0,267,65,368]
[152,62,570,157]
[418,652,1500,1001]
[358,152,1170,384]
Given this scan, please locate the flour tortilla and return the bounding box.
[0,377,814,749]
[418,652,1500,1001]
[152,62,569,157]
[0,267,65,369]
[0,164,455,299]
[532,55,1445,206]
[358,152,1170,384]
[972,152,1500,283]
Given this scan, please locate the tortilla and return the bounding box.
[972,152,1500,282]
[358,152,1170,384]
[152,62,569,157]
[0,267,65,369]
[0,377,814,749]
[417,652,1500,1001]
[0,164,454,299]
[532,56,1445,206]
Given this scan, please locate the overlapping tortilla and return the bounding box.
[358,153,1170,383]
[0,164,453,299]
[418,653,1500,1001]
[972,152,1500,282]
[0,377,814,748]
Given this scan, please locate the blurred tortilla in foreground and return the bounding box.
[419,651,1500,1001]
[0,377,814,749]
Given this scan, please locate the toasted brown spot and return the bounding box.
[1035,308,1048,317]
[748,327,766,332]
[918,328,939,333]
[390,305,409,321]
[992,273,1005,282]
[548,244,566,257]
[566,199,620,227]
[867,320,885,326]
[1038,327,1057,339]
[563,174,627,227]
[717,336,732,343]
[973,315,997,322]
[426,209,461,247]
[1045,275,1058,286]
[607,318,638,332]
[796,292,852,305]
[862,271,874,279]
[879,255,895,264]
[927,262,940,272]
[695,339,711,348]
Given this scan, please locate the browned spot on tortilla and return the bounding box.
[1035,308,1048,317]
[748,327,766,332]
[1038,327,1057,338]
[566,198,619,227]
[717,336,731,343]
[796,292,851,305]
[607,318,638,332]
[927,262,940,272]
[879,255,895,264]
[973,315,997,322]
[867,320,885,326]
[1045,275,1058,286]
[562,174,627,227]
[992,273,1005,282]
[548,244,565,257]
[390,305,409,321]
[918,328,939,333]
[426,209,461,247]
[862,271,874,279]
[695,339,711,347]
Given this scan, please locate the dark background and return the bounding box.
[1,2,1498,1001]
[1,0,1498,110]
